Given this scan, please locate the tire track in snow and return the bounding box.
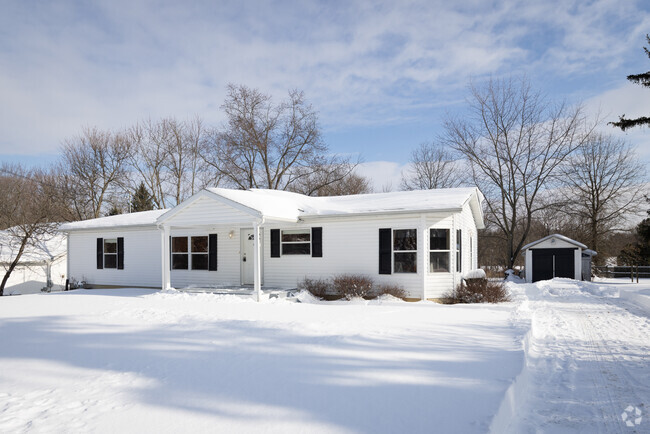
[493,280,650,433]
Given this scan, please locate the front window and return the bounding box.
[430,229,450,272]
[191,236,208,270]
[172,236,188,270]
[104,239,117,269]
[394,229,417,273]
[281,229,310,255]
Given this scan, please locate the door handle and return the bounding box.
[243,255,246,262]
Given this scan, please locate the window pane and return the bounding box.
[282,229,310,242]
[430,229,449,250]
[191,236,208,252]
[104,239,117,253]
[394,229,417,251]
[172,237,188,253]
[104,254,117,269]
[172,253,188,269]
[191,254,208,270]
[430,252,450,272]
[394,252,417,273]
[282,243,310,255]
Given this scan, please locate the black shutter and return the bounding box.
[271,229,280,258]
[379,228,392,274]
[117,237,124,270]
[311,227,322,257]
[169,236,172,270]
[209,234,218,271]
[96,238,103,269]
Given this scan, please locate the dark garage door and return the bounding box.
[532,248,576,282]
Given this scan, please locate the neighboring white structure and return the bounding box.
[60,187,485,300]
[522,234,597,283]
[0,231,67,295]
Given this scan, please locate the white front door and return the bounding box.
[241,228,256,285]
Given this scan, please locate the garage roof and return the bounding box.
[522,234,588,251]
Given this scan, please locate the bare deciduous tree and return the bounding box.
[400,142,466,190]
[290,170,372,196]
[202,84,354,192]
[443,76,593,269]
[60,127,133,219]
[0,165,65,296]
[559,134,646,259]
[128,119,169,208]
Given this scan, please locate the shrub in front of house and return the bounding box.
[297,277,331,299]
[372,283,407,299]
[443,275,510,304]
[298,275,406,300]
[332,274,374,300]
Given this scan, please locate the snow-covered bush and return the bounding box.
[332,274,374,300]
[373,284,406,299]
[297,277,330,298]
[463,269,486,280]
[298,275,406,300]
[443,278,510,304]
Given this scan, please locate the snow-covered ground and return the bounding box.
[0,279,648,433]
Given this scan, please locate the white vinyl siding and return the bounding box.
[67,228,161,287]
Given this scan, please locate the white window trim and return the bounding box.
[190,236,209,270]
[281,229,311,255]
[104,238,117,269]
[393,228,418,274]
[429,228,451,273]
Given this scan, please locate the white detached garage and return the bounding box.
[522,234,597,283]
[60,187,485,300]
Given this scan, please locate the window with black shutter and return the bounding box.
[379,228,392,274]
[311,227,322,257]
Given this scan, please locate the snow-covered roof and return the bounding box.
[60,187,485,231]
[522,234,589,251]
[59,209,168,231]
[0,229,67,264]
[206,187,483,219]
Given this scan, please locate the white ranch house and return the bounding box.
[60,187,485,300]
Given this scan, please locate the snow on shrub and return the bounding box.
[463,269,486,280]
[373,284,406,299]
[443,277,510,304]
[332,274,374,300]
[297,277,330,298]
[298,275,406,300]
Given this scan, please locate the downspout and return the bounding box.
[452,214,457,293]
[65,232,70,291]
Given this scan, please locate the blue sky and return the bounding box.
[1,0,649,189]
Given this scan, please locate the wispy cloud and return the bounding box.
[0,0,648,158]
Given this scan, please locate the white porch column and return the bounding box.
[161,225,171,290]
[253,221,262,302]
[421,214,427,301]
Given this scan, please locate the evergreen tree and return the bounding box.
[131,182,154,212]
[618,196,650,265]
[106,205,122,216]
[611,35,650,131]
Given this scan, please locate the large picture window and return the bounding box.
[393,229,417,273]
[172,236,189,270]
[104,239,117,269]
[430,229,450,272]
[191,236,208,270]
[281,229,310,255]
